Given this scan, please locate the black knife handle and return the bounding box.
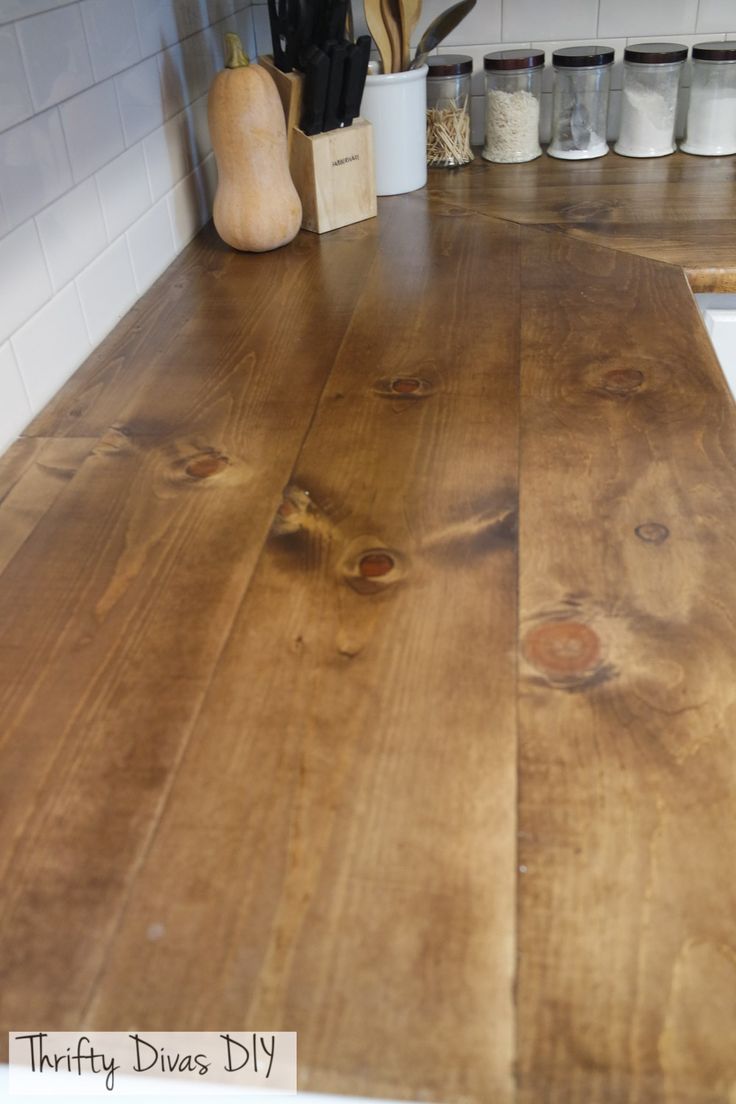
[301,45,330,135]
[341,34,370,126]
[322,40,348,132]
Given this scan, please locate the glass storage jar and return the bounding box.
[426,55,473,167]
[482,49,544,163]
[681,41,736,156]
[615,42,687,157]
[548,45,614,159]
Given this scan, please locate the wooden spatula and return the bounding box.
[381,0,402,72]
[364,0,393,73]
[397,0,421,71]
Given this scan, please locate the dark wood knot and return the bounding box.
[359,552,395,577]
[372,376,435,399]
[185,452,229,479]
[601,368,645,395]
[342,545,406,594]
[635,522,669,544]
[523,621,602,679]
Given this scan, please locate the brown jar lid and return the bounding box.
[484,48,545,71]
[428,54,473,77]
[553,45,614,67]
[692,40,736,61]
[624,41,688,63]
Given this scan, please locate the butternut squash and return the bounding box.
[208,34,302,252]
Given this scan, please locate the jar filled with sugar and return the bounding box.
[482,49,545,163]
[681,41,736,156]
[548,45,614,160]
[615,42,687,157]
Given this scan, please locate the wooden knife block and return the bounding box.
[259,54,377,235]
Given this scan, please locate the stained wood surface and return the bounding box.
[86,202,520,1103]
[1,157,736,1103]
[427,152,736,286]
[516,231,736,1104]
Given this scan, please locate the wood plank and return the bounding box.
[25,222,379,439]
[426,153,736,284]
[0,438,94,574]
[0,224,378,1037]
[81,200,521,1104]
[516,227,736,1103]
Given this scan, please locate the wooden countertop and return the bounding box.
[1,152,736,1104]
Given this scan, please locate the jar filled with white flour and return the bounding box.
[681,41,736,156]
[483,49,544,163]
[548,45,614,160]
[615,42,687,157]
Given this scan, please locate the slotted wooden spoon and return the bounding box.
[364,0,393,72]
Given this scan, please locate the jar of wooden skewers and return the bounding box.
[426,54,474,166]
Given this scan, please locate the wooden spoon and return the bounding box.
[364,0,393,73]
[397,0,421,71]
[381,0,402,72]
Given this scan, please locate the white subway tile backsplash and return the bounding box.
[0,343,32,454]
[96,143,151,239]
[157,42,188,118]
[134,0,207,59]
[35,176,107,290]
[697,0,736,33]
[418,0,500,48]
[115,55,165,145]
[167,164,209,248]
[16,4,93,111]
[0,1,72,25]
[143,111,195,200]
[251,3,270,57]
[0,108,72,229]
[205,0,235,22]
[60,78,125,182]
[133,0,181,57]
[187,93,211,161]
[236,5,256,58]
[599,0,698,38]
[81,0,141,82]
[0,24,33,130]
[126,197,177,291]
[11,283,91,411]
[76,236,137,343]
[503,0,597,43]
[0,220,52,345]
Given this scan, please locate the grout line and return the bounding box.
[31,211,55,295]
[0,1,79,29]
[6,335,34,413]
[77,2,96,84]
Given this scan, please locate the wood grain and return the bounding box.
[83,201,521,1103]
[516,228,736,1103]
[426,153,736,287]
[2,153,736,1103]
[0,438,93,574]
[0,223,378,1033]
